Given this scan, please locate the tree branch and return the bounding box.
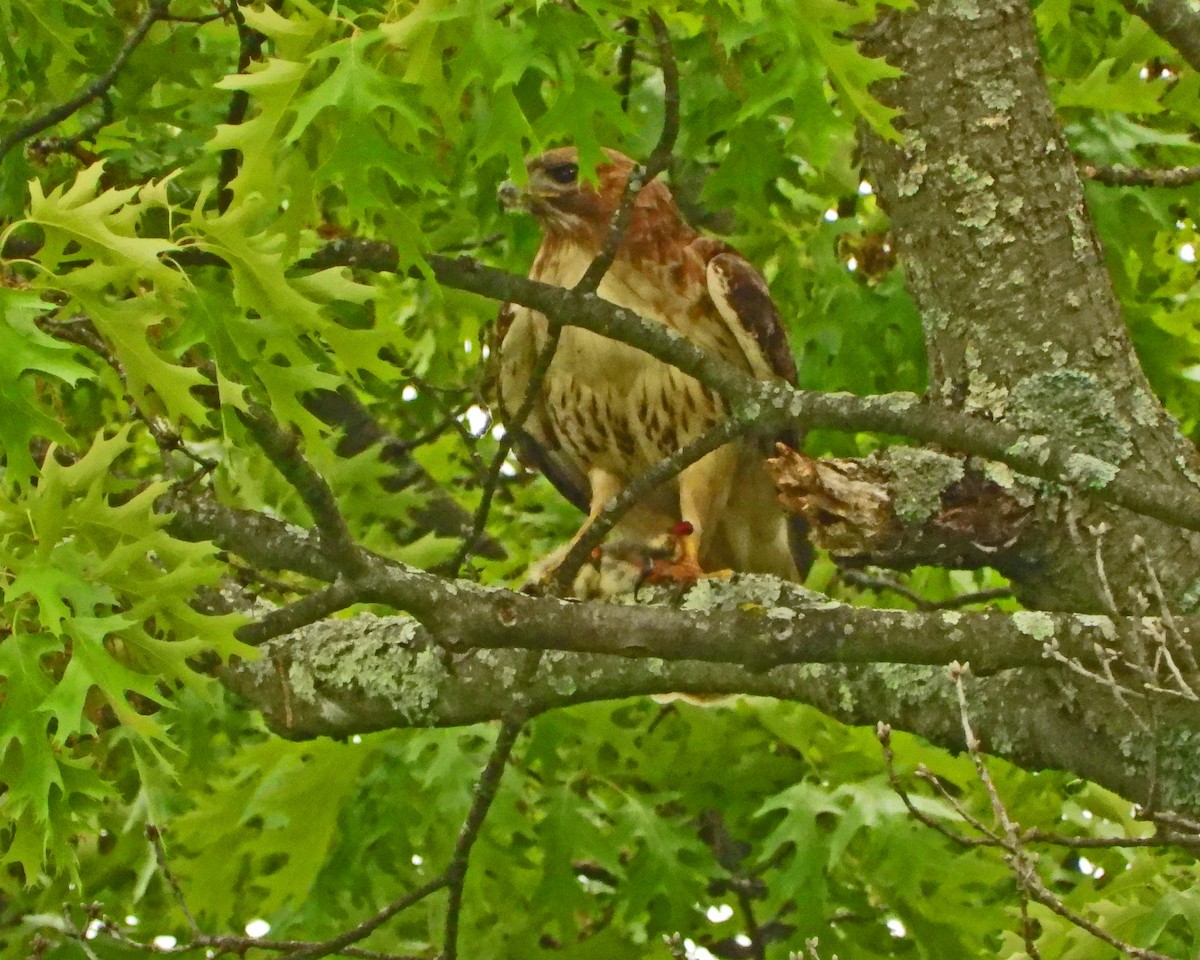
[1082,161,1200,188]
[416,254,1200,538]
[551,417,758,589]
[444,325,562,576]
[217,0,274,212]
[1119,0,1200,74]
[0,0,172,164]
[574,11,679,293]
[237,402,365,575]
[441,714,525,960]
[163,490,1200,689]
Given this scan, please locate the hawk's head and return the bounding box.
[498,146,646,241]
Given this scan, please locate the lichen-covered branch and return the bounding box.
[163,490,1200,814]
[219,610,1200,815]
[163,492,1199,679]
[1083,161,1200,188]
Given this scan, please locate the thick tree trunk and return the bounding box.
[859,0,1200,613]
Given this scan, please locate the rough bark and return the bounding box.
[859,0,1200,613]
[169,494,1200,813]
[221,613,1200,815]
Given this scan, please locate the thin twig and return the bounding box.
[441,713,526,960]
[733,885,767,960]
[236,578,363,646]
[39,314,216,478]
[952,666,1176,960]
[281,878,450,960]
[384,416,458,455]
[1082,161,1200,188]
[217,0,272,212]
[1017,893,1044,960]
[164,5,231,25]
[616,17,639,112]
[1021,874,1174,960]
[0,0,172,164]
[840,569,1012,610]
[435,232,506,255]
[403,376,489,486]
[877,723,1000,848]
[146,825,200,936]
[551,416,754,590]
[444,325,562,576]
[29,93,114,160]
[238,402,365,575]
[1135,534,1200,678]
[1117,0,1200,74]
[575,11,679,293]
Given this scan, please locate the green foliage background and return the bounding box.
[1,0,1199,957]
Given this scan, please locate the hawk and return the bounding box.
[495,146,805,584]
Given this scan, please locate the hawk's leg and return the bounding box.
[577,467,626,545]
[527,467,626,588]
[657,444,738,582]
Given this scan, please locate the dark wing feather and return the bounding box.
[702,248,798,385]
[696,245,813,574]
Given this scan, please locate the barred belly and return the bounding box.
[544,328,725,479]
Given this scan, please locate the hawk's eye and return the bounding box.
[547,162,578,185]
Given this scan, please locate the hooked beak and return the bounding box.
[497,180,523,211]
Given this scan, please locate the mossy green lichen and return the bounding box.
[897,132,928,197]
[964,345,1009,415]
[283,615,445,723]
[1064,452,1119,490]
[681,573,837,614]
[1179,579,1200,615]
[958,191,999,230]
[872,662,946,707]
[882,447,966,524]
[1008,369,1131,468]
[1072,614,1117,641]
[1012,610,1055,642]
[1152,727,1200,812]
[950,0,982,22]
[984,459,1016,489]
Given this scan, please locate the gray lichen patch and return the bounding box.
[681,573,839,615]
[1127,388,1160,429]
[1153,726,1200,811]
[1012,610,1055,642]
[964,345,1010,416]
[1008,369,1132,467]
[1179,579,1200,615]
[950,0,983,22]
[282,614,445,723]
[958,191,998,230]
[1064,453,1119,490]
[897,132,929,197]
[981,78,1020,112]
[880,447,966,524]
